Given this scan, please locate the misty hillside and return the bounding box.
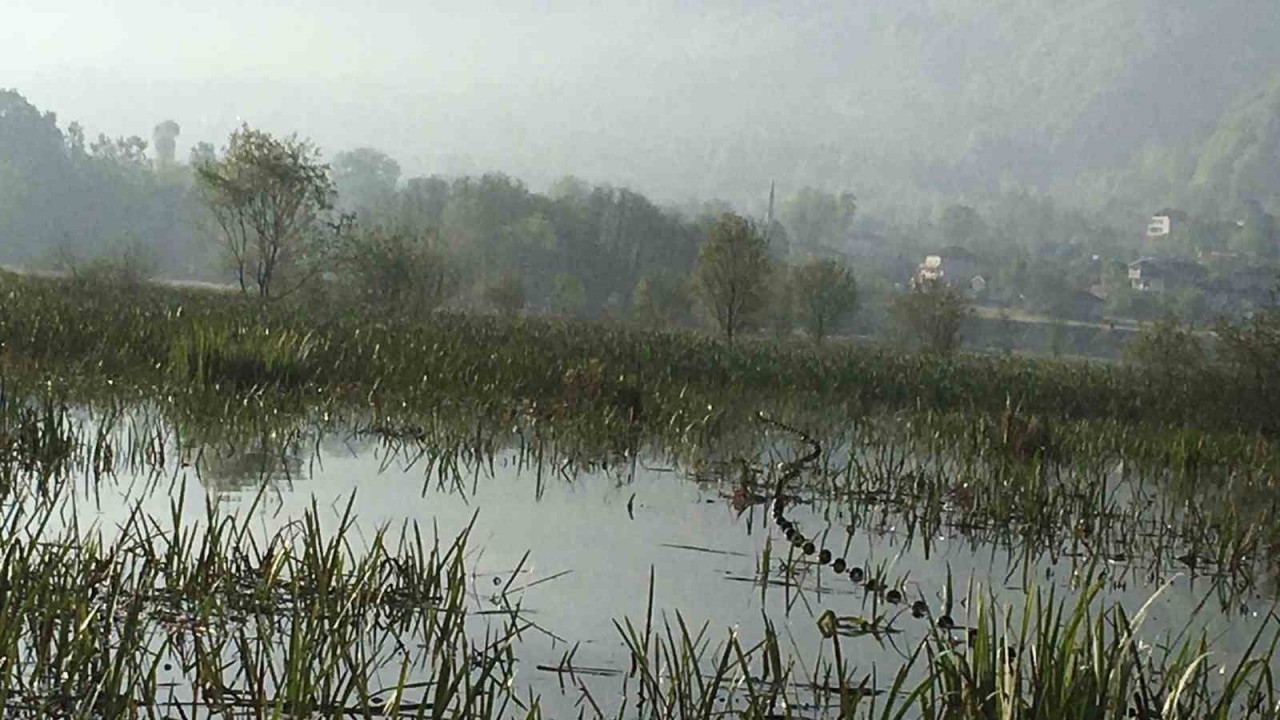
[7,0,1280,212]
[1190,73,1280,209]
[791,0,1280,202]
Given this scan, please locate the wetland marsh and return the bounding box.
[2,273,1280,718]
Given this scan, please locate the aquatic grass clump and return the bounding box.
[601,570,1280,719]
[167,321,321,390]
[0,484,529,719]
[916,578,1280,720]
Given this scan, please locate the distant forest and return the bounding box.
[2,82,1278,356]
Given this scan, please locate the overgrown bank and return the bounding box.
[1,270,1277,438]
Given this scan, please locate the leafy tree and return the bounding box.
[1235,201,1278,260]
[692,213,771,344]
[631,271,691,329]
[1123,316,1206,375]
[333,226,454,312]
[1215,298,1280,390]
[394,175,451,234]
[793,257,859,343]
[779,188,856,254]
[152,120,180,169]
[0,90,73,261]
[550,273,586,317]
[194,125,340,299]
[89,134,149,169]
[892,277,972,355]
[332,147,401,211]
[763,266,795,340]
[188,142,216,167]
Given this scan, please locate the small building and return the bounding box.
[917,255,944,283]
[1146,215,1171,238]
[914,247,984,293]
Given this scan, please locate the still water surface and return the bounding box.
[47,420,1278,715]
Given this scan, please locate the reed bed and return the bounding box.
[0,479,537,719]
[2,270,1278,438]
[595,571,1280,720]
[3,271,1280,717]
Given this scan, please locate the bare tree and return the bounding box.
[194,125,339,299]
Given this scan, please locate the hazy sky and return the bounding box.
[5,1,1279,205]
[4,1,883,198]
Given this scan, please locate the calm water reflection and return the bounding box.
[50,423,1276,715]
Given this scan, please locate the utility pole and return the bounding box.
[765,180,775,244]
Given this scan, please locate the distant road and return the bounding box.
[0,263,1210,338]
[971,305,1221,339]
[972,305,1142,333]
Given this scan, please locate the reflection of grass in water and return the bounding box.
[0,483,534,718]
[1,388,1278,603]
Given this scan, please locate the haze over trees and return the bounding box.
[0,90,199,274]
[10,0,1280,215]
[6,0,1280,361]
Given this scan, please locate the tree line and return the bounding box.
[193,126,883,346]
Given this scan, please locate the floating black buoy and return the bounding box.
[778,519,792,532]
[886,588,903,604]
[938,615,955,630]
[802,541,816,555]
[818,548,832,564]
[792,534,807,547]
[785,527,797,540]
[832,558,847,574]
[849,566,865,583]
[911,600,929,617]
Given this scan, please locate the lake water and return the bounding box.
[20,410,1279,717]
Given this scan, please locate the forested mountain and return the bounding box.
[1191,74,1280,210]
[8,0,1279,214]
[761,0,1280,207]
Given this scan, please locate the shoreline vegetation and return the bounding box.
[2,269,1280,716]
[2,268,1277,436]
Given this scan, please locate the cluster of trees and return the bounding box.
[19,85,1280,360]
[192,128,876,346]
[0,90,202,275]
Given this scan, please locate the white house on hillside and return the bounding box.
[1146,215,1171,238]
